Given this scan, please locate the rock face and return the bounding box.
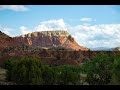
[113,47,120,51]
[0,31,20,51]
[14,31,89,51]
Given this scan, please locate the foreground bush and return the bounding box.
[110,52,120,85]
[42,65,81,85]
[4,57,43,85]
[82,53,114,85]
[4,57,82,85]
[42,65,59,85]
[58,65,81,85]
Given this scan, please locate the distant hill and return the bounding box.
[14,31,89,51]
[0,31,20,51]
[91,47,113,51]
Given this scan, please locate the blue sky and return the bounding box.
[0,5,120,28]
[0,5,120,48]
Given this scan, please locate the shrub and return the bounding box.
[58,65,81,85]
[82,52,113,85]
[110,52,120,85]
[4,58,82,85]
[42,65,59,85]
[4,57,43,85]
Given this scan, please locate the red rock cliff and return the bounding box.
[14,31,89,51]
[0,31,20,51]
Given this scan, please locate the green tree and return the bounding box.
[4,57,43,85]
[82,52,113,85]
[59,65,81,85]
[110,52,120,85]
[4,57,83,85]
[4,58,14,81]
[42,65,59,85]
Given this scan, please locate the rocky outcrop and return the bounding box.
[113,47,120,51]
[14,31,89,51]
[0,31,20,51]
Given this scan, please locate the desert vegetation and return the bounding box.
[3,57,81,85]
[1,52,120,85]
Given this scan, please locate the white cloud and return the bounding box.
[0,5,28,11]
[80,18,96,22]
[68,24,120,48]
[2,29,11,36]
[20,26,32,35]
[0,25,31,37]
[0,25,12,36]
[35,19,68,31]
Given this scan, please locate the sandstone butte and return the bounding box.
[14,30,89,51]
